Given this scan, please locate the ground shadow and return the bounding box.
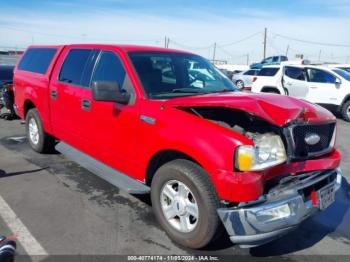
[250,176,350,256]
[0,168,48,178]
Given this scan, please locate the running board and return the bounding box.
[55,142,150,194]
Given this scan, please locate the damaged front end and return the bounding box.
[177,105,341,247]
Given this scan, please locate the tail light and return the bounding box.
[252,76,257,82]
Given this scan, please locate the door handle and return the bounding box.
[81,99,91,111]
[310,86,317,89]
[50,90,58,99]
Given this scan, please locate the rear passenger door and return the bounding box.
[49,48,99,149]
[283,66,308,98]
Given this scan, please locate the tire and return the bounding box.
[235,80,244,90]
[26,108,55,153]
[151,159,221,249]
[341,100,350,122]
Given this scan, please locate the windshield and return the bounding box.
[128,52,237,99]
[333,69,350,81]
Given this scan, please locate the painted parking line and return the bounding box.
[0,195,48,256]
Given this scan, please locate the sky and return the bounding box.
[1,0,350,64]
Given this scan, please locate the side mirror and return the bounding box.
[335,78,342,85]
[92,81,130,105]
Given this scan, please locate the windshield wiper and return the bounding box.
[171,88,210,94]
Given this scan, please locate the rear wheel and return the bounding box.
[26,108,55,153]
[151,159,221,249]
[341,101,350,122]
[235,80,244,90]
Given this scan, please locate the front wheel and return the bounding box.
[151,159,221,249]
[341,101,350,122]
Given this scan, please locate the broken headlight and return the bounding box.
[236,133,287,171]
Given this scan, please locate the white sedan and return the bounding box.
[232,69,259,90]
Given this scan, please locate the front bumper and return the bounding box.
[217,168,342,248]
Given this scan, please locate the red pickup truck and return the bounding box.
[14,44,342,249]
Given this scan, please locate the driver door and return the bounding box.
[305,68,340,105]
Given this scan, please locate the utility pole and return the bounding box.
[246,53,249,65]
[318,50,322,61]
[164,36,167,48]
[263,27,267,59]
[286,45,289,57]
[213,42,216,63]
[167,38,170,48]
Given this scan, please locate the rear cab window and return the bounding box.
[18,48,57,74]
[258,67,280,76]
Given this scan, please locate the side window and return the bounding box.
[91,51,126,87]
[272,56,279,63]
[18,48,57,74]
[59,49,96,87]
[307,68,336,83]
[243,70,255,76]
[262,57,272,64]
[285,67,306,81]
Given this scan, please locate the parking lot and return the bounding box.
[0,116,349,261]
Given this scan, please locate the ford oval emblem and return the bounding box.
[305,133,320,145]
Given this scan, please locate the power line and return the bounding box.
[219,31,262,47]
[0,25,161,44]
[167,39,213,50]
[272,32,350,47]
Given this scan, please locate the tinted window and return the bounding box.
[340,67,350,73]
[272,57,279,62]
[285,66,306,81]
[333,69,350,81]
[243,70,255,76]
[262,57,273,64]
[307,68,336,83]
[59,49,97,87]
[258,67,279,76]
[281,56,288,62]
[18,48,56,74]
[0,66,14,81]
[92,51,126,86]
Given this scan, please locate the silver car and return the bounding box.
[232,69,260,90]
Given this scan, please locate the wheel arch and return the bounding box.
[23,99,36,117]
[145,149,201,187]
[261,86,281,94]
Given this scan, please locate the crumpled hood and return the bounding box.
[165,92,335,126]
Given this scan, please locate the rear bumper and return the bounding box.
[217,168,342,248]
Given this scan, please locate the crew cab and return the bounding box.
[251,63,350,121]
[14,44,342,249]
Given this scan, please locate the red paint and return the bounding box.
[13,44,341,203]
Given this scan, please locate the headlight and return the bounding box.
[236,133,287,171]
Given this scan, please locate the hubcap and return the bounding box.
[347,106,350,118]
[160,180,199,233]
[28,118,39,145]
[236,81,243,89]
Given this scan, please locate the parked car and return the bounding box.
[0,65,16,119]
[232,69,259,90]
[250,55,288,69]
[14,45,342,249]
[325,64,350,73]
[252,63,350,121]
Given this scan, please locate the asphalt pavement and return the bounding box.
[0,117,349,261]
